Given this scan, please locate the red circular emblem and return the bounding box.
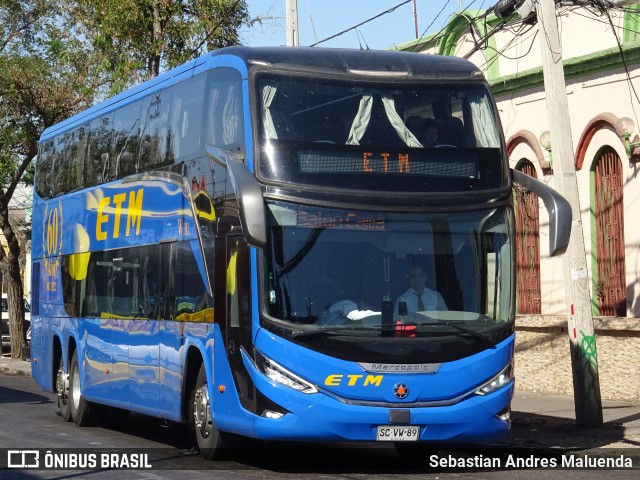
[393,383,409,399]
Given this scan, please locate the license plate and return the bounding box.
[376,426,420,441]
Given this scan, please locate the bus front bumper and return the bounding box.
[249,382,513,444]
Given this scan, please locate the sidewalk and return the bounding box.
[0,354,31,377]
[507,391,640,451]
[2,354,639,452]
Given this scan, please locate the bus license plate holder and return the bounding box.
[376,426,420,441]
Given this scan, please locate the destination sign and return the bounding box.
[298,150,477,178]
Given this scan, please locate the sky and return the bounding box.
[238,0,492,50]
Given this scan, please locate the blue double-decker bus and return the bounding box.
[31,46,571,459]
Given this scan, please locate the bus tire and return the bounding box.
[189,364,227,460]
[68,350,99,426]
[56,356,72,422]
[103,406,130,429]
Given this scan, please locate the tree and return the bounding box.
[1,1,249,358]
[64,0,249,94]
[0,0,103,358]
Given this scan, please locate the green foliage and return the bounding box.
[21,162,34,186]
[0,0,248,358]
[65,0,249,93]
[1,2,101,192]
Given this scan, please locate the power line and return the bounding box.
[476,22,537,71]
[408,0,503,54]
[309,0,412,47]
[569,5,640,40]
[409,0,455,52]
[600,2,640,129]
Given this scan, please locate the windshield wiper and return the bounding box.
[291,320,497,345]
[291,324,388,340]
[421,320,496,347]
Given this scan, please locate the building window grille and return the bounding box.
[515,160,541,314]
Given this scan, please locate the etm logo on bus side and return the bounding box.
[42,201,64,292]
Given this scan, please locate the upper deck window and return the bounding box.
[36,68,243,199]
[255,73,506,193]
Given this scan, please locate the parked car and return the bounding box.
[1,294,30,353]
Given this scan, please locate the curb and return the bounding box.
[0,359,31,377]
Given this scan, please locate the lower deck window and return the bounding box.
[60,241,213,321]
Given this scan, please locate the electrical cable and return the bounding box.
[600,2,640,128]
[309,0,412,47]
[568,5,640,38]
[408,0,457,52]
[478,23,537,70]
[535,0,564,58]
[409,1,497,56]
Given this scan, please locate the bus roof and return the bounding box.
[213,46,481,78]
[40,46,483,141]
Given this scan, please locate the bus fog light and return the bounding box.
[254,349,318,394]
[475,363,514,396]
[498,406,511,422]
[262,410,285,419]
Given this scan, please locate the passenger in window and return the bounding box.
[405,116,424,139]
[395,266,447,314]
[422,118,440,148]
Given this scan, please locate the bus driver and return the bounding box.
[395,265,447,314]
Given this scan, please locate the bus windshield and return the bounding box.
[255,73,506,192]
[263,201,513,339]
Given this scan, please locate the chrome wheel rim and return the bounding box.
[194,384,211,439]
[56,366,69,403]
[71,362,81,410]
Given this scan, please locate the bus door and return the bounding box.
[158,242,181,417]
[223,236,255,411]
[128,245,162,414]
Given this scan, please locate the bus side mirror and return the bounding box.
[206,145,267,249]
[512,169,572,257]
[227,161,267,249]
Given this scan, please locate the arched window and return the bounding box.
[592,146,626,317]
[515,159,541,314]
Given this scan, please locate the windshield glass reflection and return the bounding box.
[263,201,513,339]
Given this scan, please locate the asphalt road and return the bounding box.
[0,373,638,479]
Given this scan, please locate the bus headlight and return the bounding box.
[254,349,318,394]
[475,363,514,396]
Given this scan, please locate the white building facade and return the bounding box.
[395,3,640,401]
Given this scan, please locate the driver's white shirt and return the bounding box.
[395,288,447,313]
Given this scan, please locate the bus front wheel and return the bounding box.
[56,356,72,422]
[68,351,99,426]
[189,364,227,460]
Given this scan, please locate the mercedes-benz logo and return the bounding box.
[393,383,409,399]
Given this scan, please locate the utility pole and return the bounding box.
[413,0,419,39]
[286,0,299,46]
[537,0,603,427]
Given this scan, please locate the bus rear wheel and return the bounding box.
[189,364,227,460]
[56,356,72,422]
[68,351,99,426]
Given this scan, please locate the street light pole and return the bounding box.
[413,0,419,39]
[286,0,299,46]
[536,0,603,427]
